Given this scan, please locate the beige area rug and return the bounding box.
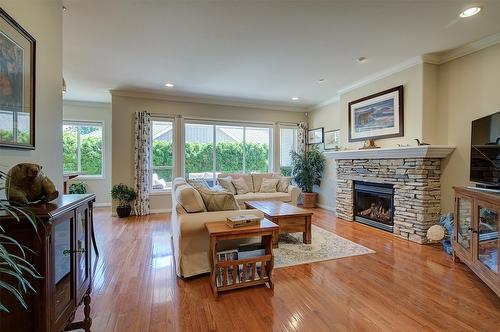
[274,225,375,268]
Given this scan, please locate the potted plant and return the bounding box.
[111,183,137,217]
[291,147,326,208]
[68,181,87,194]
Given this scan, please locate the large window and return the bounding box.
[280,126,298,176]
[63,121,103,177]
[151,119,174,191]
[184,122,272,185]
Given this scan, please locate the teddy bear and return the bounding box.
[5,163,59,204]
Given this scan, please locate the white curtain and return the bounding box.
[134,111,151,216]
[297,121,308,156]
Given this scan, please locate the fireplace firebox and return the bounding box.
[353,181,394,232]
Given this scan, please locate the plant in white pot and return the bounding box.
[291,147,325,208]
[111,183,137,217]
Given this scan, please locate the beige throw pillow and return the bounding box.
[277,176,292,193]
[232,177,251,195]
[175,184,207,213]
[218,176,236,195]
[259,178,279,193]
[196,187,240,211]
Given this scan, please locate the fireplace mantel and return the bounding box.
[324,145,455,160]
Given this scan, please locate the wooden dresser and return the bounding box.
[0,194,95,332]
[453,187,499,297]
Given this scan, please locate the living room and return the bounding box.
[1,1,500,331]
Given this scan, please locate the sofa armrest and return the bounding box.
[288,185,301,206]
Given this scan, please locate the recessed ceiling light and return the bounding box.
[460,6,482,18]
[291,97,300,101]
[164,83,174,88]
[357,57,367,63]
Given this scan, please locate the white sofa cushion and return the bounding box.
[234,192,291,206]
[219,173,254,192]
[232,177,251,194]
[197,187,240,211]
[175,184,207,213]
[252,173,278,192]
[259,178,279,193]
[218,176,236,194]
[277,176,292,193]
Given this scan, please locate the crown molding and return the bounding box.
[311,56,424,111]
[63,100,111,109]
[423,31,500,65]
[110,89,308,113]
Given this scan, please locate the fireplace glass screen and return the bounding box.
[354,181,394,232]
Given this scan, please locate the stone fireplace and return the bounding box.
[325,146,455,244]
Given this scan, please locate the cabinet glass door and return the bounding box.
[53,216,74,320]
[456,197,473,253]
[76,207,90,298]
[478,205,499,274]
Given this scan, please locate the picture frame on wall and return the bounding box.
[308,127,323,144]
[348,85,404,142]
[0,9,36,149]
[324,129,340,150]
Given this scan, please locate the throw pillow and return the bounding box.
[277,176,292,193]
[175,184,207,213]
[187,179,210,190]
[232,177,251,195]
[218,176,236,195]
[259,178,279,193]
[196,187,240,211]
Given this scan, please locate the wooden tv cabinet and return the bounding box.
[453,187,499,297]
[0,194,95,331]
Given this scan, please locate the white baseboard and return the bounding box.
[149,208,172,214]
[317,203,336,212]
[94,203,111,207]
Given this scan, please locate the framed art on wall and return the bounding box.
[308,127,323,144]
[348,85,403,142]
[0,9,36,149]
[324,129,340,150]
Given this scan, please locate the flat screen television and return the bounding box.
[470,111,500,188]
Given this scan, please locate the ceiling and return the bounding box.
[63,0,500,109]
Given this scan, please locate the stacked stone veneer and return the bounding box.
[336,158,441,244]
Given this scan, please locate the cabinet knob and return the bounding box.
[62,248,86,256]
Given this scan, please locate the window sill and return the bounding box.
[77,176,105,180]
[150,190,172,196]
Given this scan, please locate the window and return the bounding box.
[151,119,174,191]
[280,126,298,176]
[63,121,103,177]
[184,121,272,186]
[0,110,30,144]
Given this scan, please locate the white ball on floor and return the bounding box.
[427,225,445,241]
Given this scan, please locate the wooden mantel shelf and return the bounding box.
[324,145,455,160]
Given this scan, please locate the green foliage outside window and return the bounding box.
[63,130,102,176]
[0,129,30,143]
[151,140,269,180]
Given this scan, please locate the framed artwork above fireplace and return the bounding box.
[348,85,404,142]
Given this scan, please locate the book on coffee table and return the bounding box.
[225,215,261,228]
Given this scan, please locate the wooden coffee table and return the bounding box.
[244,201,313,248]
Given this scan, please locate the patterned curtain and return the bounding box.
[297,121,308,156]
[134,111,151,216]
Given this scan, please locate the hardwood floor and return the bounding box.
[75,207,500,331]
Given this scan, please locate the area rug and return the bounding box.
[274,225,375,268]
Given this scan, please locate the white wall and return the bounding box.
[0,0,63,191]
[63,101,112,205]
[437,43,500,212]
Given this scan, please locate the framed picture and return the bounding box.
[324,129,340,150]
[308,127,323,144]
[348,85,404,142]
[0,9,36,149]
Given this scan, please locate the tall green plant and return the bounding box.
[291,148,326,193]
[0,167,42,313]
